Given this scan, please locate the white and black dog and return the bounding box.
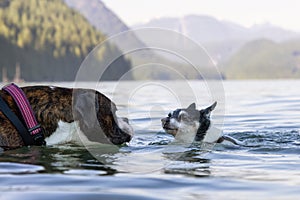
[161,102,238,144]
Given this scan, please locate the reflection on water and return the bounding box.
[1,80,300,199]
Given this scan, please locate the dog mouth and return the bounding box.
[109,123,133,145]
[161,117,179,136]
[163,126,178,131]
[162,125,178,137]
[110,133,132,145]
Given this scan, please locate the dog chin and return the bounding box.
[163,127,178,136]
[110,133,132,145]
[164,121,200,140]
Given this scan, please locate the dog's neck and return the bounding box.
[194,119,211,141]
[23,86,75,137]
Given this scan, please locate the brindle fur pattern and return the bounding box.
[0,86,132,149]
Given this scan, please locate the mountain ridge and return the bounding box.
[133,15,300,43]
[0,0,132,81]
[225,38,300,79]
[135,16,298,57]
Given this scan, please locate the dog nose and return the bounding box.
[161,117,169,124]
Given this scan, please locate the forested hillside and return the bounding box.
[225,39,300,79]
[0,0,132,81]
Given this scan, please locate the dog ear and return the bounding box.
[74,91,98,128]
[208,101,217,111]
[202,101,217,116]
[187,103,196,110]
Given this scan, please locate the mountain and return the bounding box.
[134,15,300,43]
[225,39,300,79]
[134,15,247,43]
[133,15,300,63]
[0,0,132,81]
[63,0,219,80]
[63,0,146,50]
[64,0,128,37]
[249,23,300,42]
[59,2,300,80]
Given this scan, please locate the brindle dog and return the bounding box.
[0,86,133,149]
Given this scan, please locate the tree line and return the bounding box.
[0,0,132,81]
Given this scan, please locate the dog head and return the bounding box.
[161,102,217,141]
[73,89,133,145]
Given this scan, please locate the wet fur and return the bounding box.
[0,86,132,149]
[161,102,240,144]
[161,102,220,143]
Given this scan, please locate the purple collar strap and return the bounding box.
[3,83,45,146]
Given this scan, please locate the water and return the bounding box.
[1,80,300,200]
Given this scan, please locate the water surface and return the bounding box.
[0,80,300,200]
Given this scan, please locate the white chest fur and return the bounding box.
[175,122,222,143]
[45,120,90,146]
[175,121,200,143]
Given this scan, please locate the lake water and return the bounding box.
[0,80,300,200]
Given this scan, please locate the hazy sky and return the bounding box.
[102,0,300,31]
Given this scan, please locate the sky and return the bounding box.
[102,0,300,32]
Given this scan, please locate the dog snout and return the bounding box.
[161,117,168,124]
[161,117,171,128]
[121,117,129,123]
[110,128,132,145]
